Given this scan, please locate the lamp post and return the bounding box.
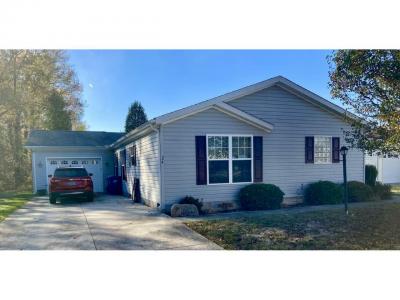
[340,146,349,215]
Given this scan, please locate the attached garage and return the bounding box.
[46,158,103,192]
[25,130,124,194]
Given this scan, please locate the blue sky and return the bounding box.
[68,50,334,132]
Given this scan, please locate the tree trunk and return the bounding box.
[11,51,23,189]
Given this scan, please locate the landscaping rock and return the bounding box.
[171,204,199,217]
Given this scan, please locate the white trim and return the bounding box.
[214,103,273,131]
[313,136,333,165]
[158,126,164,209]
[206,134,253,185]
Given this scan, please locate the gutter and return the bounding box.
[109,119,158,149]
[24,145,108,150]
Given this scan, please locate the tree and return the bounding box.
[0,50,84,190]
[45,91,72,130]
[125,101,148,132]
[329,50,400,155]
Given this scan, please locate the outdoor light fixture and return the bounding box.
[340,146,349,214]
[340,146,349,156]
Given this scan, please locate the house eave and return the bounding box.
[24,145,109,151]
[109,121,159,149]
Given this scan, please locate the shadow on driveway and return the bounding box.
[0,195,221,250]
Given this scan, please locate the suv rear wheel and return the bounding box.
[49,194,57,204]
[86,192,94,202]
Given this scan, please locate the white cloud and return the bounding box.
[88,83,94,89]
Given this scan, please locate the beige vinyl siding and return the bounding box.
[118,131,160,207]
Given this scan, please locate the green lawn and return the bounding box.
[0,192,32,222]
[186,201,400,250]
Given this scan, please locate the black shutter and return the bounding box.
[195,136,207,185]
[305,136,314,163]
[130,145,137,166]
[253,136,263,182]
[121,149,127,181]
[114,153,119,176]
[332,137,340,163]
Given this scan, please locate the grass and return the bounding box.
[186,200,400,250]
[0,192,32,222]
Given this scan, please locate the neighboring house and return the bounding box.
[26,76,365,212]
[365,155,400,184]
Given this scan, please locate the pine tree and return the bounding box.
[125,101,148,132]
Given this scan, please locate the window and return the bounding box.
[232,136,252,183]
[50,160,57,165]
[314,136,332,164]
[130,145,137,167]
[61,160,68,165]
[114,154,119,176]
[208,136,229,183]
[81,160,88,165]
[207,135,253,184]
[54,168,88,178]
[71,160,78,165]
[92,159,99,165]
[121,149,127,181]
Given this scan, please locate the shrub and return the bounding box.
[304,181,343,205]
[365,165,378,186]
[180,196,203,213]
[372,182,392,200]
[347,181,375,202]
[239,183,284,211]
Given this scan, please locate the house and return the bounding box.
[365,155,400,184]
[26,76,365,212]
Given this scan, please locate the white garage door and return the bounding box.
[46,158,103,192]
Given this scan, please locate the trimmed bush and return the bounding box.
[239,183,284,211]
[304,181,343,205]
[365,165,378,186]
[180,196,203,214]
[347,181,375,202]
[372,182,392,200]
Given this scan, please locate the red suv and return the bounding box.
[48,167,94,204]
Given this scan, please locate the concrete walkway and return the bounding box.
[181,197,400,222]
[0,195,221,250]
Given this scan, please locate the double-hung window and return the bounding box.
[314,136,332,164]
[207,135,253,184]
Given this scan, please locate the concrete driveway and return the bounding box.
[0,195,221,250]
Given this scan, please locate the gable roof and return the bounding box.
[153,75,356,125]
[111,76,356,148]
[25,130,124,148]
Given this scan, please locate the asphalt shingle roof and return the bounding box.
[26,130,125,147]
